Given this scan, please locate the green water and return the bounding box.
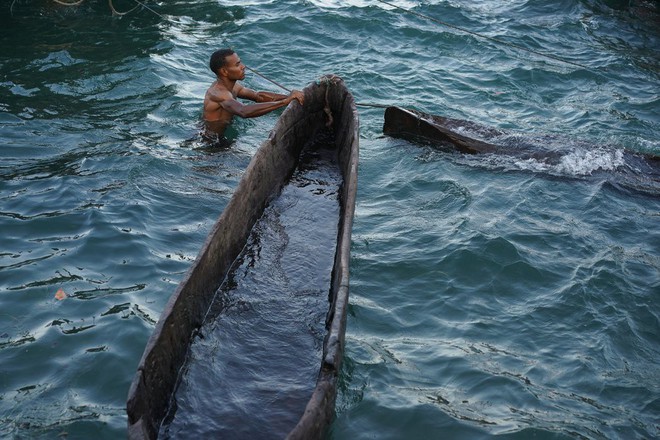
[1,1,658,439]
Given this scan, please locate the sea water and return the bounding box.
[1,1,658,439]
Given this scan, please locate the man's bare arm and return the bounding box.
[254,91,288,102]
[235,84,288,103]
[220,90,304,118]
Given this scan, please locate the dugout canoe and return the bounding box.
[383,106,499,154]
[383,105,660,163]
[383,105,568,160]
[126,75,359,439]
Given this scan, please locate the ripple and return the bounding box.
[2,1,660,439]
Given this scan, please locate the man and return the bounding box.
[203,48,304,135]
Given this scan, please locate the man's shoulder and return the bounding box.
[206,82,234,101]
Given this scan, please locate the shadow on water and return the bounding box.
[1,1,242,122]
[579,0,660,74]
[180,120,241,152]
[1,2,167,120]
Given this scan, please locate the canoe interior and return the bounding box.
[160,129,343,438]
[126,76,359,440]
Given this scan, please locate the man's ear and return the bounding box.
[218,66,228,78]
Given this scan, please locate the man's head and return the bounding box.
[210,48,235,74]
[210,48,245,81]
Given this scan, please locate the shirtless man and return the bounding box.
[203,48,305,135]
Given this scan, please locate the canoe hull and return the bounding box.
[383,106,498,154]
[126,75,359,439]
[384,105,660,165]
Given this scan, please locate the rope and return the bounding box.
[323,82,334,127]
[356,102,390,108]
[244,65,292,93]
[131,0,165,19]
[240,66,390,110]
[109,0,139,16]
[243,67,390,111]
[52,0,84,5]
[375,0,590,70]
[51,0,143,16]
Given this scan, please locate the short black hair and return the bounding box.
[210,48,235,74]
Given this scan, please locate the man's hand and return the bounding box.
[287,90,304,106]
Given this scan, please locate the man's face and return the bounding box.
[222,53,246,81]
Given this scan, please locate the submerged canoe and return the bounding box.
[127,75,359,439]
[383,105,660,163]
[383,106,498,154]
[384,106,660,194]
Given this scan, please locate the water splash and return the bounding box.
[510,147,626,176]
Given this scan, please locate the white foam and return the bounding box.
[555,148,625,176]
[472,147,627,177]
[303,0,373,8]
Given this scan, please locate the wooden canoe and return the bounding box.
[383,105,570,161]
[383,106,499,154]
[383,106,660,166]
[127,75,359,439]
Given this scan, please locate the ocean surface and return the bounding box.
[1,0,658,439]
